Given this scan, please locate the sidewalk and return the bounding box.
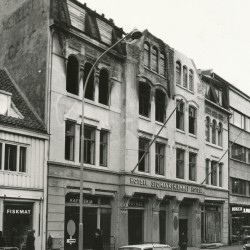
[188,245,243,250]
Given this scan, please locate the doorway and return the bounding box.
[128,209,144,244]
[179,219,188,240]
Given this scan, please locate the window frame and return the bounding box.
[189,106,197,135]
[100,130,108,167]
[183,65,188,88]
[139,82,151,118]
[176,148,185,179]
[143,42,150,68]
[188,69,194,91]
[155,89,166,123]
[65,120,76,161]
[152,46,158,72]
[176,61,181,85]
[155,142,165,176]
[189,152,196,181]
[138,137,150,173]
[176,100,184,131]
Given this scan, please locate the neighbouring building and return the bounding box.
[199,70,230,245]
[228,84,250,244]
[0,69,48,250]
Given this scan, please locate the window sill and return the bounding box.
[176,128,185,134]
[144,66,167,80]
[66,92,82,101]
[139,115,151,122]
[176,84,194,94]
[155,121,164,126]
[230,157,250,165]
[189,133,197,139]
[0,170,27,176]
[205,141,223,150]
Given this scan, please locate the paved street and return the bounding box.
[188,245,243,250]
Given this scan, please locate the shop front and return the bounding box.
[230,205,250,244]
[64,192,113,250]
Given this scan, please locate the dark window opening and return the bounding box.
[189,106,196,135]
[159,52,166,76]
[84,63,95,100]
[232,177,246,195]
[100,130,108,167]
[211,161,217,186]
[4,144,17,171]
[189,152,196,181]
[84,125,95,164]
[205,117,210,142]
[138,138,149,172]
[176,100,184,131]
[176,61,181,85]
[176,148,184,179]
[155,143,164,175]
[99,69,109,105]
[139,82,151,117]
[19,147,26,172]
[65,120,75,161]
[152,47,158,72]
[183,66,188,88]
[66,56,79,95]
[144,42,150,68]
[155,89,166,123]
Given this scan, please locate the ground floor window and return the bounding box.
[64,193,112,250]
[159,210,166,244]
[128,209,144,244]
[3,202,33,248]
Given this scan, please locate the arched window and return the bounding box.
[66,55,79,95]
[139,82,151,117]
[152,47,158,72]
[144,42,150,68]
[189,106,196,135]
[176,100,184,131]
[176,61,181,85]
[183,66,188,88]
[159,52,166,76]
[155,89,166,123]
[212,120,217,144]
[189,69,194,91]
[83,63,95,100]
[99,69,109,105]
[218,122,223,147]
[205,116,210,142]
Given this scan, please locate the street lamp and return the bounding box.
[79,28,142,250]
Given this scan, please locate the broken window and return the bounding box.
[176,148,184,179]
[189,152,196,181]
[183,66,188,88]
[100,130,108,167]
[176,100,184,131]
[65,120,75,161]
[189,69,194,91]
[155,143,165,175]
[84,63,95,100]
[189,106,196,135]
[159,52,166,76]
[66,55,79,95]
[155,89,166,123]
[144,42,150,68]
[99,69,109,105]
[138,138,149,173]
[139,82,151,118]
[176,61,181,85]
[152,46,158,72]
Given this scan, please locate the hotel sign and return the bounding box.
[129,177,203,194]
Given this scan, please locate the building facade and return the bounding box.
[0,69,48,250]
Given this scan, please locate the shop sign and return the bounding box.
[65,193,98,205]
[231,206,243,213]
[129,177,203,194]
[206,206,219,211]
[128,199,145,207]
[243,207,250,213]
[4,204,32,215]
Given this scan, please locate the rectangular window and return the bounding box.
[176,149,184,179]
[211,161,217,186]
[138,138,149,173]
[65,120,75,161]
[189,152,196,181]
[0,143,2,170]
[176,101,184,131]
[100,130,108,167]
[19,147,26,172]
[205,159,209,184]
[155,143,165,175]
[183,67,188,88]
[231,143,246,162]
[84,126,95,165]
[232,177,246,195]
[246,117,250,132]
[189,106,196,135]
[219,163,223,187]
[232,110,245,129]
[4,144,17,171]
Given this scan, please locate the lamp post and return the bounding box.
[79,28,142,250]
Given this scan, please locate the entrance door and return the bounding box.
[205,212,221,243]
[128,209,143,244]
[179,219,188,240]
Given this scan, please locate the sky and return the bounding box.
[79,0,250,96]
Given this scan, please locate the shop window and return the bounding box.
[84,125,95,164]
[205,159,209,184]
[155,143,165,175]
[159,52,166,76]
[98,69,109,105]
[176,100,184,131]
[155,89,166,123]
[205,116,210,142]
[211,161,217,186]
[152,46,158,72]
[232,177,246,195]
[231,143,246,162]
[189,106,196,135]
[212,120,217,144]
[218,122,223,147]
[183,66,188,88]
[176,148,184,179]
[219,163,223,187]
[144,42,150,68]
[0,142,27,173]
[66,55,79,95]
[84,63,95,100]
[139,82,151,118]
[176,61,181,85]
[100,130,108,167]
[138,138,149,172]
[65,120,75,161]
[189,69,194,91]
[189,152,196,181]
